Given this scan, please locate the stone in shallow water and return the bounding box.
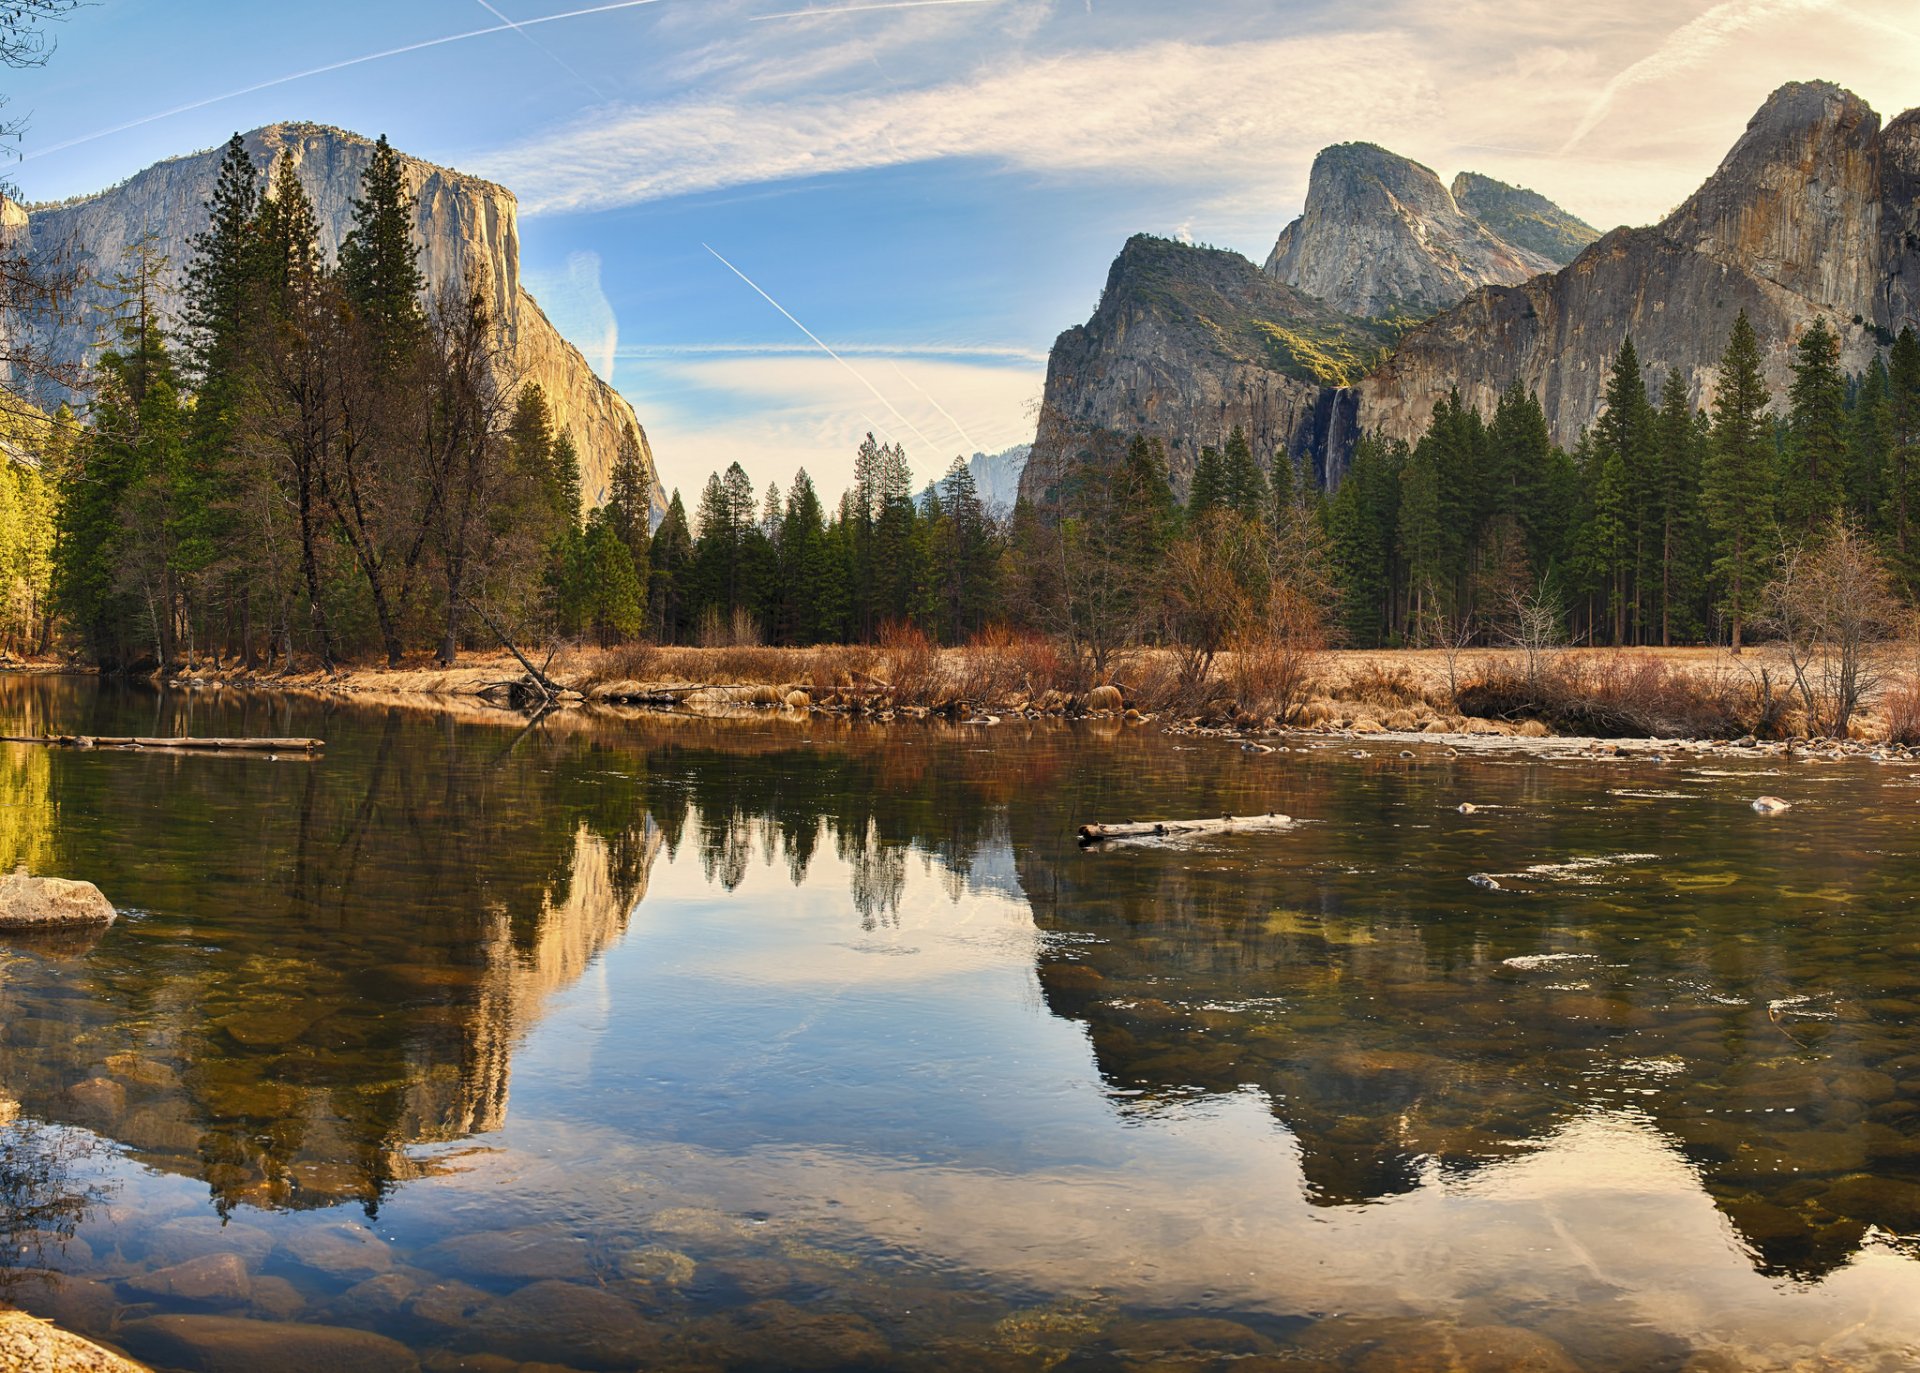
[425,1226,594,1282]
[277,1222,393,1278]
[0,873,116,928]
[676,1301,891,1371]
[141,1216,274,1269]
[612,1244,696,1288]
[117,1314,419,1373]
[248,1275,307,1321]
[403,1279,492,1334]
[125,1253,254,1306]
[464,1279,659,1369]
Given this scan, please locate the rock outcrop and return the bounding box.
[1263,143,1590,319]
[16,123,660,518]
[1026,81,1920,496]
[1359,82,1896,448]
[1021,236,1381,502]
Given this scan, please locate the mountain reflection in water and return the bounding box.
[1,678,1919,1371]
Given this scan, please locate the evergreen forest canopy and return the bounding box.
[15,127,1920,671]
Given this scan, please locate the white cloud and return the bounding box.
[480,33,1434,215]
[522,250,619,381]
[618,353,1041,502]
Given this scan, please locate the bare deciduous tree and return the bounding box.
[1762,521,1900,737]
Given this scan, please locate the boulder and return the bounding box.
[1752,795,1793,814]
[117,1314,418,1373]
[125,1253,253,1306]
[0,873,116,929]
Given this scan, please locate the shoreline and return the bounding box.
[5,643,1914,755]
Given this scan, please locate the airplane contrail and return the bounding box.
[752,0,1000,20]
[21,0,664,163]
[889,360,976,456]
[474,0,608,100]
[703,243,942,455]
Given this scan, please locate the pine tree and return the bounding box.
[1327,435,1401,646]
[1652,377,1705,644]
[1703,311,1776,650]
[1187,445,1226,519]
[1593,339,1657,642]
[606,421,651,603]
[1847,353,1891,530]
[649,490,693,641]
[1883,327,1920,593]
[577,508,644,644]
[1781,316,1847,534]
[338,134,425,361]
[1220,426,1267,520]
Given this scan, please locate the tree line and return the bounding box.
[24,129,1920,671]
[1326,312,1920,650]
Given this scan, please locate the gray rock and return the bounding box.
[464,1279,659,1369]
[125,1254,253,1307]
[0,873,116,929]
[425,1225,593,1282]
[118,1314,418,1373]
[276,1222,392,1278]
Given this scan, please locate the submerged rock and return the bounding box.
[0,873,116,929]
[125,1253,253,1306]
[117,1314,418,1373]
[1751,796,1793,814]
[464,1279,659,1369]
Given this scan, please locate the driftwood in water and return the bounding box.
[461,596,566,703]
[1078,813,1292,845]
[0,735,323,753]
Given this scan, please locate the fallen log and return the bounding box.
[1078,813,1293,845]
[1,735,324,753]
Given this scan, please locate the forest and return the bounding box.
[12,131,1920,674]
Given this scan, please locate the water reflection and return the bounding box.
[3,684,1920,1369]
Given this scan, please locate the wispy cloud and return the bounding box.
[751,0,1003,20]
[19,0,665,163]
[523,250,620,380]
[482,33,1429,214]
[1557,0,1837,153]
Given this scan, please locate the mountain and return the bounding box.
[942,444,1029,513]
[1021,235,1388,501]
[1362,81,1903,448]
[1262,143,1592,319]
[1023,81,1920,500]
[1449,172,1600,266]
[11,123,661,519]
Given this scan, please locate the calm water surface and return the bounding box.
[3,677,1920,1371]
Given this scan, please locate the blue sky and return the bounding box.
[7,0,1920,500]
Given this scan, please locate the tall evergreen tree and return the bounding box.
[338,134,425,360]
[1780,316,1848,534]
[1187,445,1226,519]
[1220,426,1267,520]
[1883,327,1920,593]
[1593,339,1657,643]
[1703,311,1775,650]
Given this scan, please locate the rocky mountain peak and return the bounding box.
[1663,80,1881,308]
[16,124,660,519]
[1262,142,1587,320]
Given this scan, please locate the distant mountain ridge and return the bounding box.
[7,122,662,519]
[1021,81,1920,503]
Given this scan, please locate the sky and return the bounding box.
[5,0,1920,501]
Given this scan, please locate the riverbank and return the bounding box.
[98,641,1917,745]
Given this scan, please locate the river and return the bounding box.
[1,677,1918,1371]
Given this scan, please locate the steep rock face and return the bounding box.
[1360,82,1892,447]
[1019,236,1374,505]
[1263,144,1570,318]
[19,123,660,518]
[1450,172,1599,266]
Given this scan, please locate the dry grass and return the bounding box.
[1455,653,1768,739]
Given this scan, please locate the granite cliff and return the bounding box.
[1263,143,1591,319]
[1024,80,1917,500]
[1024,145,1590,502]
[16,123,660,517]
[1022,236,1386,501]
[1360,81,1901,448]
